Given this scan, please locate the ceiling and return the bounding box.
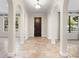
[24,0,53,14]
[0,0,79,14]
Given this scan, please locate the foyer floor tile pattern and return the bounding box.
[16,37,60,58]
[15,37,79,58]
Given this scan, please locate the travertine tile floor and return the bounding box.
[15,37,79,58]
[68,40,79,58]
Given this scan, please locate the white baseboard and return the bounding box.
[42,35,47,37]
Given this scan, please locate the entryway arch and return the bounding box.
[7,0,25,57]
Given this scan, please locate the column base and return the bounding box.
[8,52,16,58]
[60,51,68,58]
[51,39,57,44]
[47,36,57,44]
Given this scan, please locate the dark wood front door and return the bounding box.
[34,17,41,37]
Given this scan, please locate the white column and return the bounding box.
[47,14,53,37]
[60,11,68,56]
[47,13,54,43]
[24,12,28,39]
[19,7,25,44]
[59,0,69,57]
[47,9,58,44]
[8,4,16,56]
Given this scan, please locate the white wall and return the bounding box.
[67,32,78,39]
[28,13,47,37]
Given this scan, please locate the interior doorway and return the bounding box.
[34,17,42,37]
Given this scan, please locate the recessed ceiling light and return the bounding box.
[35,4,40,9]
[34,0,41,9]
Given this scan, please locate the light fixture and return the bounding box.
[35,3,40,9]
[35,0,41,9]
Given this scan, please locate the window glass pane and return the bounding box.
[4,15,20,32]
[68,15,79,33]
[4,16,8,32]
